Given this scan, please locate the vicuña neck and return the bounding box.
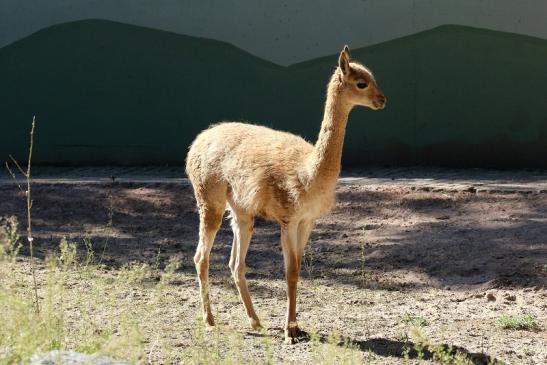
[307,75,353,188]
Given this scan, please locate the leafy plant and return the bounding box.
[497,314,540,331]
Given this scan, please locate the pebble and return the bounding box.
[30,351,133,365]
[504,294,517,301]
[364,224,380,230]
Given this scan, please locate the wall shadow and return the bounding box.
[1,182,545,289]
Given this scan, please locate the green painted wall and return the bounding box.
[1,20,547,167]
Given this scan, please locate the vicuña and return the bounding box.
[186,45,386,343]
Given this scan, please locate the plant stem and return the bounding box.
[27,116,40,313]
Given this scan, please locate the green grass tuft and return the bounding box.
[497,314,540,331]
[402,313,429,327]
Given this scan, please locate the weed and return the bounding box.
[306,331,362,365]
[303,239,315,278]
[0,216,21,262]
[497,314,540,331]
[260,326,274,365]
[402,313,429,327]
[118,263,153,285]
[0,238,148,364]
[359,232,370,288]
[82,236,95,268]
[157,256,181,289]
[5,116,39,313]
[409,327,475,365]
[98,179,115,265]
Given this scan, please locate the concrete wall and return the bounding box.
[1,2,547,167]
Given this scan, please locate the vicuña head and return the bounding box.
[334,45,387,110]
[186,45,386,344]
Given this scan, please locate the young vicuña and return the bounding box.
[185,45,386,343]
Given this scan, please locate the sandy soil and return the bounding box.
[0,173,546,364]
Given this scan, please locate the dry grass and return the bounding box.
[1,243,361,364]
[1,221,502,364]
[0,224,371,364]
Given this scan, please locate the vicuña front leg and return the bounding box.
[229,213,262,330]
[281,222,305,343]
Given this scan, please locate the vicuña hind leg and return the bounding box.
[194,204,224,327]
[228,210,262,330]
[281,221,305,343]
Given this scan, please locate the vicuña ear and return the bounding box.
[339,45,351,75]
[343,45,351,58]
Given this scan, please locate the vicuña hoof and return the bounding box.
[250,318,263,331]
[204,314,215,329]
[284,325,306,344]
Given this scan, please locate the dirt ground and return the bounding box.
[1,168,546,364]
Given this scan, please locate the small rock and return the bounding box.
[346,299,374,305]
[364,224,380,230]
[504,294,517,301]
[30,351,133,365]
[369,281,379,289]
[466,186,477,193]
[486,293,496,302]
[436,215,450,220]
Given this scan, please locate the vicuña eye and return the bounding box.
[357,82,368,89]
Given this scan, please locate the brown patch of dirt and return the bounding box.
[1,181,546,363]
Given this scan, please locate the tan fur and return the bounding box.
[185,46,386,342]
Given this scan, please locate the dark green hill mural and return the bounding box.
[0,19,285,164]
[1,20,547,167]
[289,25,547,167]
